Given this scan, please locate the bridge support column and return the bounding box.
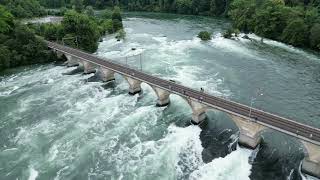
[82,61,96,74]
[55,51,64,58]
[151,86,170,107]
[125,77,142,95]
[186,99,208,124]
[97,67,115,82]
[65,55,79,67]
[301,141,320,178]
[229,115,267,149]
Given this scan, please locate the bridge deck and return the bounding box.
[47,41,320,146]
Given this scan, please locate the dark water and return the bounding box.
[0,12,319,180]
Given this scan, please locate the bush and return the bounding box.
[84,6,94,17]
[59,7,68,15]
[102,19,113,34]
[198,31,212,41]
[101,9,112,19]
[112,6,123,32]
[309,23,320,50]
[4,0,46,18]
[223,28,240,39]
[115,29,126,40]
[281,18,308,46]
[62,10,100,52]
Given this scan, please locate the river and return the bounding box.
[0,12,320,180]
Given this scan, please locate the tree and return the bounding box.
[281,18,308,46]
[84,5,94,16]
[309,23,320,50]
[229,0,256,33]
[253,2,300,40]
[101,9,112,19]
[0,5,13,33]
[115,29,126,40]
[62,10,100,52]
[0,45,11,71]
[2,0,46,18]
[198,31,212,40]
[71,0,84,12]
[176,0,192,14]
[112,6,123,32]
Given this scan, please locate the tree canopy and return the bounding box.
[0,5,56,72]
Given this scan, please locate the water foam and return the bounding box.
[189,147,252,180]
[28,167,38,180]
[246,33,320,61]
[210,33,263,60]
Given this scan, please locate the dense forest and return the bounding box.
[29,7,124,53]
[0,0,124,71]
[0,0,319,72]
[36,0,320,50]
[0,5,56,71]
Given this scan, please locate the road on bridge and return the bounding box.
[47,41,320,146]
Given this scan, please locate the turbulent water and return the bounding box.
[1,13,320,180]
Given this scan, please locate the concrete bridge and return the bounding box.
[47,41,320,178]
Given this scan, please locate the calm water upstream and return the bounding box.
[0,12,320,180]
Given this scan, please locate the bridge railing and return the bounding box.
[47,40,320,146]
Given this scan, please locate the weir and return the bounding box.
[48,41,320,178]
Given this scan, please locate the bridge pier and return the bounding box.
[151,86,170,107]
[229,115,267,149]
[82,60,96,74]
[187,99,208,124]
[301,141,320,178]
[65,55,79,67]
[125,77,142,95]
[97,67,115,82]
[55,51,64,58]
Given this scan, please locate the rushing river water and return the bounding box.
[1,12,320,180]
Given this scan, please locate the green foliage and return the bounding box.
[62,10,100,52]
[37,0,66,8]
[84,5,94,16]
[253,2,300,40]
[1,0,46,18]
[0,5,14,33]
[281,18,308,46]
[309,23,320,50]
[229,0,320,50]
[198,31,212,41]
[0,7,56,72]
[176,0,192,14]
[71,0,84,12]
[27,4,124,52]
[223,28,240,38]
[101,9,112,19]
[229,0,256,33]
[0,44,11,71]
[59,7,68,15]
[101,19,113,34]
[115,28,126,40]
[112,6,123,32]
